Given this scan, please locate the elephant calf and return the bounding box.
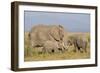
[42,40,66,53]
[67,36,87,53]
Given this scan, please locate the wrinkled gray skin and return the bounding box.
[42,41,60,53]
[42,40,68,53]
[67,36,87,53]
[29,25,66,53]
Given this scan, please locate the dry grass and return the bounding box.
[24,32,90,61]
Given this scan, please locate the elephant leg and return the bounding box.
[80,46,86,53]
[80,48,84,53]
[84,45,87,53]
[76,46,83,53]
[38,47,43,54]
[63,46,68,51]
[58,48,62,53]
[73,48,76,52]
[55,48,60,53]
[84,48,87,53]
[64,47,66,51]
[73,45,77,52]
[61,47,65,53]
[31,41,35,47]
[42,47,47,54]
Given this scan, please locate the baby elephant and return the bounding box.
[42,40,64,53]
[67,36,87,53]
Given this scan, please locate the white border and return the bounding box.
[18,5,96,68]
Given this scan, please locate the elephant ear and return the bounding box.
[49,26,60,41]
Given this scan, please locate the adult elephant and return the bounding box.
[28,24,65,52]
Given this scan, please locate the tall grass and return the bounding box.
[24,32,90,61]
